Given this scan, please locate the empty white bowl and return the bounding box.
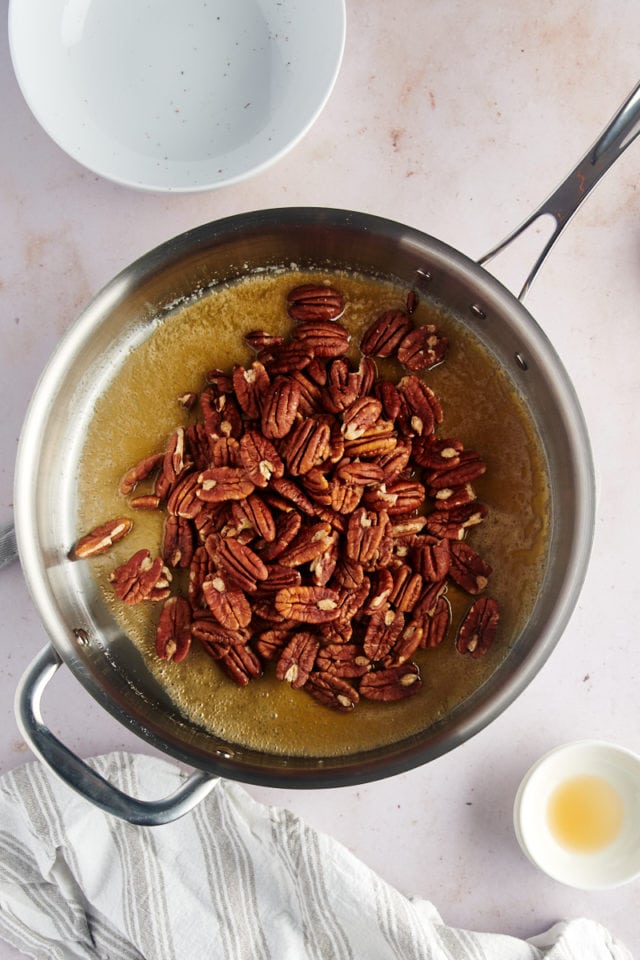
[8,0,346,192]
[514,740,640,889]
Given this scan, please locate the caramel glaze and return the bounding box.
[78,270,549,758]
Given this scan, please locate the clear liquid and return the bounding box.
[547,775,624,852]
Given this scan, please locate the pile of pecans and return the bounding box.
[71,282,499,712]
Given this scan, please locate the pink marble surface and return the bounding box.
[2,0,640,954]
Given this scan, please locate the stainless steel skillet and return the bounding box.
[11,82,640,824]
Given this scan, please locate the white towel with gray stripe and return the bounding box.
[0,752,630,960]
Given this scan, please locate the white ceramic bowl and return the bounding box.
[8,0,346,192]
[514,740,640,889]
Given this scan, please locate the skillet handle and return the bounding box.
[479,81,640,300]
[15,644,217,826]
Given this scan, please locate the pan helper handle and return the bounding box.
[15,645,218,825]
[479,81,640,300]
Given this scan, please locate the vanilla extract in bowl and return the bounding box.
[77,269,550,758]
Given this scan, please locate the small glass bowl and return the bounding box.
[513,739,640,889]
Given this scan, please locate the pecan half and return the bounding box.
[328,477,364,514]
[289,370,323,415]
[260,376,302,439]
[244,330,285,351]
[202,576,252,630]
[319,619,353,645]
[70,517,133,560]
[206,534,268,592]
[306,357,329,386]
[309,533,340,586]
[397,324,448,371]
[385,619,423,665]
[315,644,371,678]
[412,436,463,470]
[184,424,214,471]
[449,541,492,594]
[406,290,418,314]
[389,514,428,539]
[109,549,172,604]
[335,578,372,623]
[259,510,303,562]
[378,440,412,484]
[425,450,486,490]
[413,578,448,617]
[356,356,377,395]
[360,309,412,358]
[156,596,192,662]
[420,595,452,648]
[197,467,255,503]
[410,536,451,582]
[300,465,332,504]
[305,671,359,711]
[188,545,213,606]
[345,507,390,567]
[364,479,426,516]
[130,494,162,510]
[388,564,423,613]
[163,426,190,486]
[276,631,319,688]
[335,458,384,487]
[231,494,276,542]
[275,585,341,623]
[291,320,350,358]
[200,389,243,440]
[218,644,263,686]
[208,436,241,469]
[120,453,164,496]
[162,514,194,568]
[363,605,405,661]
[286,283,345,322]
[424,501,488,540]
[254,628,290,662]
[280,417,332,475]
[373,379,402,421]
[232,361,270,419]
[238,430,284,488]
[191,612,246,657]
[457,597,499,658]
[431,482,477,511]
[359,663,422,701]
[264,342,313,375]
[341,396,383,440]
[363,567,395,612]
[342,420,397,459]
[398,375,442,436]
[332,556,366,591]
[277,521,334,568]
[321,358,362,414]
[270,477,316,515]
[253,564,302,595]
[166,472,202,519]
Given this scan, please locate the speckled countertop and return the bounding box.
[2,0,640,955]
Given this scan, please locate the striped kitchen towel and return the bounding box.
[0,752,631,960]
